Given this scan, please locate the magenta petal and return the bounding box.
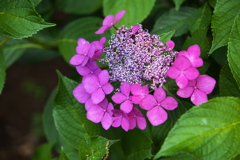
[85,98,93,111]
[112,117,121,127]
[174,56,191,70]
[120,82,131,96]
[131,84,142,95]
[102,83,114,94]
[137,116,147,130]
[187,44,201,57]
[131,24,140,34]
[147,107,168,126]
[73,84,90,103]
[69,54,85,65]
[185,67,199,80]
[98,70,109,85]
[178,51,188,57]
[161,97,178,110]
[112,93,126,104]
[103,15,114,26]
[131,95,144,104]
[107,103,114,116]
[120,100,133,114]
[95,26,110,34]
[166,40,175,49]
[121,116,129,131]
[91,88,105,104]
[81,57,89,66]
[140,95,157,110]
[88,43,96,58]
[114,10,126,24]
[154,87,166,103]
[191,57,203,67]
[101,113,112,130]
[87,105,104,123]
[167,66,181,79]
[76,65,90,76]
[191,89,208,105]
[197,75,216,94]
[129,115,137,130]
[76,38,90,54]
[176,74,189,88]
[82,75,99,93]
[177,86,194,98]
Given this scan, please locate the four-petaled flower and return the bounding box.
[76,59,101,78]
[177,75,216,105]
[130,84,149,105]
[112,109,129,131]
[128,107,146,130]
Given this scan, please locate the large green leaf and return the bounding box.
[0,47,6,94]
[159,30,175,44]
[151,7,200,37]
[53,71,100,148]
[58,17,110,63]
[154,97,240,160]
[103,0,156,27]
[210,0,240,53]
[219,64,240,97]
[55,0,102,15]
[228,13,240,88]
[0,0,55,39]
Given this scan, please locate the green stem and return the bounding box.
[0,37,10,46]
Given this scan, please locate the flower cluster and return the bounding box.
[70,10,216,131]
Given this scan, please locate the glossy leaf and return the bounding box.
[0,0,55,39]
[103,0,156,27]
[210,0,240,53]
[0,47,6,94]
[154,97,240,160]
[58,17,110,63]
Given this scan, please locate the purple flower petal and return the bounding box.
[166,40,175,50]
[102,83,114,94]
[106,103,114,116]
[197,75,216,94]
[76,65,91,76]
[87,105,104,123]
[91,88,105,104]
[112,117,121,127]
[187,44,201,57]
[137,116,147,130]
[98,70,109,85]
[101,113,112,130]
[147,107,168,126]
[129,114,137,130]
[114,10,126,24]
[131,84,149,104]
[177,86,194,98]
[76,38,90,54]
[121,116,130,131]
[131,24,140,34]
[112,92,126,104]
[154,87,166,103]
[72,84,90,103]
[120,82,131,96]
[140,95,157,110]
[167,66,181,79]
[120,100,133,114]
[69,54,85,65]
[191,89,208,105]
[176,74,189,88]
[103,15,114,26]
[184,67,199,80]
[82,75,99,93]
[95,26,109,34]
[174,56,191,71]
[85,98,93,111]
[161,97,178,110]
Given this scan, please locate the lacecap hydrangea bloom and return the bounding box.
[70,10,216,131]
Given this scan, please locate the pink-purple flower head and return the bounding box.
[95,10,126,34]
[177,75,216,105]
[167,56,199,88]
[141,87,178,126]
[82,70,114,104]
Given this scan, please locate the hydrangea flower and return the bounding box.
[92,37,106,60]
[76,59,101,77]
[130,84,149,105]
[95,10,126,34]
[112,109,129,131]
[128,107,146,130]
[177,75,216,105]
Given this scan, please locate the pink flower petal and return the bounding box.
[161,97,178,110]
[112,117,121,127]
[131,95,144,104]
[98,70,109,85]
[184,67,199,80]
[129,115,137,130]
[107,103,114,115]
[147,107,168,126]
[191,89,208,105]
[166,40,175,50]
[81,56,89,66]
[121,116,129,131]
[91,88,105,104]
[73,84,90,103]
[112,93,126,104]
[85,98,93,111]
[82,75,99,93]
[137,116,147,130]
[120,100,133,114]
[176,86,194,98]
[154,87,166,103]
[103,15,114,26]
[167,66,181,79]
[178,50,188,57]
[76,65,91,76]
[197,75,216,94]
[87,105,104,123]
[76,38,90,54]
[102,83,114,94]
[114,10,126,24]
[120,82,131,96]
[87,43,96,58]
[187,44,201,57]
[174,56,191,71]
[131,24,140,34]
[101,113,112,130]
[140,95,157,110]
[69,54,85,65]
[95,26,110,34]
[176,74,189,88]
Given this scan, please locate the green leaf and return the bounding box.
[182,28,209,59]
[79,136,118,160]
[219,64,240,97]
[151,7,200,37]
[160,153,196,160]
[190,4,212,32]
[55,0,102,15]
[0,46,6,94]
[121,129,152,160]
[173,0,185,11]
[103,0,156,27]
[32,143,53,160]
[159,30,175,44]
[53,71,100,148]
[60,147,70,160]
[0,0,55,39]
[228,13,240,88]
[154,97,240,160]
[210,0,240,53]
[58,17,110,63]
